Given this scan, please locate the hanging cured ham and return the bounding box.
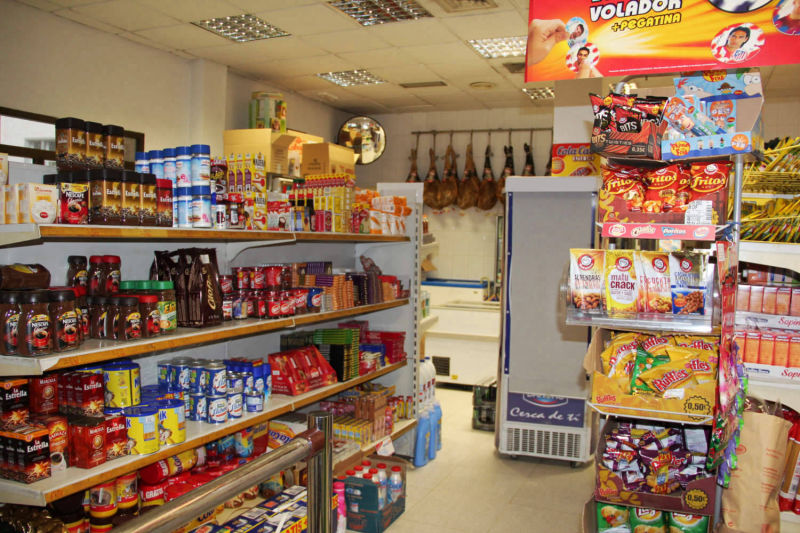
[406,148,421,182]
[496,144,514,204]
[477,144,497,211]
[521,142,535,176]
[440,143,458,208]
[423,147,442,209]
[457,143,480,209]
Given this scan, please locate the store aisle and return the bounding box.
[390,387,593,533]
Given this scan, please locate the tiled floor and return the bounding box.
[389,387,594,533]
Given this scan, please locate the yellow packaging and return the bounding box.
[0,153,7,185]
[249,153,267,193]
[638,251,672,314]
[605,250,639,316]
[253,192,268,230]
[157,400,186,445]
[663,345,717,384]
[125,408,160,455]
[20,183,57,224]
[243,191,255,230]
[5,184,20,224]
[636,361,699,398]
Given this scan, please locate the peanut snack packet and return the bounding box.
[638,251,672,314]
[670,252,707,315]
[569,249,604,313]
[605,250,639,316]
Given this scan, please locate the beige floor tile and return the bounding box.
[487,503,584,533]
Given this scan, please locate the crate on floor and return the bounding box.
[472,376,496,431]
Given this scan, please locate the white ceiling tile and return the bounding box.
[186,36,328,67]
[342,103,391,115]
[426,60,498,80]
[137,0,243,22]
[251,54,356,79]
[252,5,357,36]
[337,47,418,69]
[134,24,231,50]
[299,28,391,54]
[227,0,318,10]
[389,104,437,113]
[345,84,409,99]
[15,0,62,11]
[440,10,527,39]
[367,65,441,85]
[52,7,123,32]
[49,0,107,6]
[269,75,337,91]
[71,0,181,31]
[399,41,477,64]
[407,90,480,105]
[378,95,433,108]
[117,31,175,51]
[367,19,458,46]
[431,100,488,111]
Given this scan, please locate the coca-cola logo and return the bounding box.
[578,254,594,270]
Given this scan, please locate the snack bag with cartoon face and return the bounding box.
[597,503,632,532]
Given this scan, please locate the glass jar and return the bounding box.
[19,290,52,356]
[138,295,160,338]
[89,296,108,339]
[0,291,22,355]
[88,255,104,296]
[120,170,141,226]
[151,281,176,334]
[140,173,158,226]
[118,296,142,341]
[105,297,121,340]
[103,255,121,295]
[67,256,88,289]
[74,285,89,343]
[50,288,79,353]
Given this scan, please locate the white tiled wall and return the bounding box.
[425,203,503,281]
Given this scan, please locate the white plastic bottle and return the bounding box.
[389,466,404,501]
[369,468,386,509]
[375,463,389,504]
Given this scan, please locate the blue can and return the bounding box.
[263,363,272,402]
[207,395,227,424]
[189,361,206,393]
[219,434,235,459]
[157,363,171,388]
[253,360,265,395]
[191,144,211,185]
[176,187,192,228]
[245,393,263,413]
[135,152,149,174]
[170,357,192,391]
[148,150,164,181]
[241,366,254,395]
[235,428,254,458]
[188,393,206,422]
[204,361,227,395]
[227,392,243,419]
[227,372,244,394]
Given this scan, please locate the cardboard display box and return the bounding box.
[223,129,297,176]
[345,456,406,533]
[594,420,717,517]
[582,498,712,532]
[582,329,716,424]
[300,143,356,177]
[287,130,324,178]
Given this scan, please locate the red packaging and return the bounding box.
[689,162,730,203]
[293,289,308,315]
[139,459,170,484]
[672,165,692,212]
[777,288,792,316]
[231,267,250,290]
[763,286,778,315]
[280,291,294,317]
[165,483,193,502]
[644,165,681,213]
[69,416,106,469]
[167,471,192,486]
[792,289,800,317]
[29,374,59,415]
[775,333,791,367]
[31,414,68,472]
[602,167,645,212]
[139,481,166,508]
[2,424,50,483]
[250,267,266,290]
[0,378,29,429]
[77,372,104,417]
[747,265,769,285]
[759,331,776,365]
[266,291,281,319]
[264,265,282,289]
[104,413,127,461]
[736,285,751,312]
[219,275,234,295]
[744,331,761,364]
[253,292,267,319]
[156,179,173,226]
[58,372,70,415]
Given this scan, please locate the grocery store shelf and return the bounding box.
[739,242,800,274]
[361,418,417,455]
[0,224,409,247]
[0,359,408,506]
[421,239,438,256]
[566,312,715,334]
[736,311,800,331]
[420,315,438,334]
[749,378,800,412]
[0,299,409,376]
[332,418,418,476]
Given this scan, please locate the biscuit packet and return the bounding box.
[569,249,605,313]
[638,251,672,314]
[596,503,631,533]
[630,346,670,395]
[605,250,639,316]
[628,507,667,532]
[669,252,707,315]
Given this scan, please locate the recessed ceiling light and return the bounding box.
[522,87,555,100]
[433,0,498,12]
[469,81,496,90]
[192,14,289,42]
[317,69,387,87]
[467,36,527,59]
[328,0,433,26]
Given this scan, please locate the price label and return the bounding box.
[376,437,395,456]
[685,200,713,225]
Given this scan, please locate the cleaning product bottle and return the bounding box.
[433,399,443,451]
[333,481,347,533]
[414,408,430,467]
[428,402,439,461]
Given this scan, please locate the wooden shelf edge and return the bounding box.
[361,419,418,455]
[0,300,409,376]
[33,225,409,244]
[0,360,409,505]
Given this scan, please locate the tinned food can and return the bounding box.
[206,395,227,424]
[227,392,243,419]
[157,399,186,445]
[124,405,159,455]
[170,357,192,391]
[204,361,227,396]
[189,360,206,394]
[102,361,140,408]
[226,372,243,394]
[188,394,206,422]
[245,392,263,413]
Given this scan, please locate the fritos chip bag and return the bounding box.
[569,249,604,313]
[644,164,682,213]
[638,251,672,314]
[602,165,645,212]
[689,162,730,218]
[605,250,639,316]
[672,164,692,212]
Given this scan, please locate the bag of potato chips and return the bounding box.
[629,507,667,532]
[667,512,709,532]
[630,347,670,395]
[597,502,631,532]
[636,360,699,399]
[605,250,639,316]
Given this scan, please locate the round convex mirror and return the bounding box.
[336,116,386,165]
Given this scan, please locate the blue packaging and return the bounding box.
[191,144,211,185]
[219,434,235,459]
[135,152,150,174]
[245,393,263,413]
[207,395,227,424]
[242,370,254,395]
[264,363,272,404]
[227,392,243,419]
[148,149,164,181]
[204,362,227,396]
[163,147,177,186]
[189,361,206,394]
[235,428,254,458]
[170,358,192,391]
[227,372,244,394]
[176,187,192,228]
[175,146,192,187]
[189,393,207,422]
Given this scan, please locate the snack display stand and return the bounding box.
[0,171,423,513]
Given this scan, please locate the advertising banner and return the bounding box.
[526,0,800,82]
[506,393,586,427]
